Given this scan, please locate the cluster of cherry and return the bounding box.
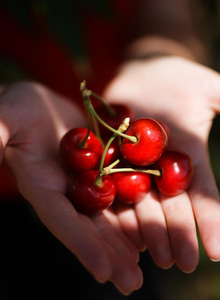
[59,81,194,215]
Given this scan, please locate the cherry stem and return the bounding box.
[99,133,118,173]
[95,132,118,187]
[102,167,161,177]
[80,80,117,117]
[95,175,103,187]
[90,112,104,147]
[90,104,137,143]
[80,81,137,144]
[104,158,121,170]
[78,107,91,148]
[96,119,130,186]
[90,91,117,118]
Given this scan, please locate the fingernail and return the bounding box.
[210,258,220,262]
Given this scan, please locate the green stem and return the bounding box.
[103,167,161,176]
[100,133,118,173]
[80,80,137,143]
[95,133,119,187]
[91,92,117,118]
[95,175,103,187]
[88,104,137,143]
[104,159,121,170]
[90,112,104,148]
[78,107,91,148]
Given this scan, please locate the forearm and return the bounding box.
[126,0,207,63]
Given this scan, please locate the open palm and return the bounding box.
[0,82,142,295]
[104,56,220,272]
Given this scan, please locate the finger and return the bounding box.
[189,157,220,262]
[26,189,113,283]
[92,210,140,263]
[24,181,143,293]
[113,201,147,251]
[8,155,115,284]
[91,211,143,294]
[161,192,199,273]
[78,210,143,294]
[103,241,143,295]
[0,103,12,162]
[135,189,174,269]
[0,114,11,150]
[0,138,4,164]
[0,83,33,149]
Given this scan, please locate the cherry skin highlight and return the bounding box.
[154,150,194,196]
[67,170,116,215]
[120,118,168,166]
[102,137,121,167]
[60,127,102,172]
[112,171,151,204]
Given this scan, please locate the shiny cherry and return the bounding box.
[60,127,102,172]
[156,120,170,139]
[95,103,135,134]
[120,118,168,166]
[102,137,121,167]
[153,150,194,196]
[67,170,116,215]
[112,171,151,204]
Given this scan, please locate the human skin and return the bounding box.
[1,55,220,295]
[0,82,143,295]
[103,56,220,272]
[0,0,218,295]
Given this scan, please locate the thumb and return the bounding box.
[0,121,10,164]
[0,138,4,164]
[205,67,220,115]
[0,102,15,164]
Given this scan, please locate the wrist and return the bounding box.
[123,35,207,64]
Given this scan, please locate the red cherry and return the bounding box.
[156,120,170,139]
[60,128,102,172]
[153,150,194,196]
[112,172,151,204]
[120,118,168,166]
[95,103,135,134]
[67,170,116,215]
[102,137,121,167]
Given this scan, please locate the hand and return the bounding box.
[0,82,143,295]
[104,56,220,272]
